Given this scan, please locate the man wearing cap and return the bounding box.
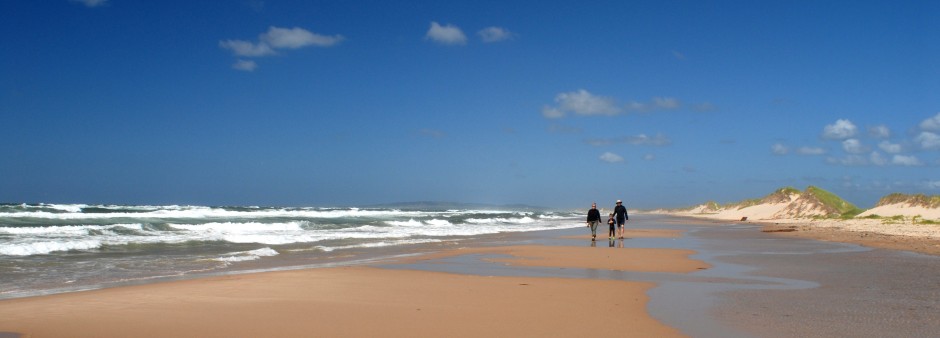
[586,202,601,241]
[613,200,629,239]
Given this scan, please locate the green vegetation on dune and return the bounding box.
[667,186,939,220]
[804,186,864,218]
[876,193,940,208]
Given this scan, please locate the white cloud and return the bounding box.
[915,131,940,150]
[426,22,467,45]
[869,125,891,138]
[892,154,923,166]
[232,59,258,72]
[261,26,344,49]
[796,146,826,155]
[919,112,940,131]
[878,141,902,154]
[478,27,513,42]
[822,119,858,139]
[599,152,624,163]
[643,154,655,161]
[842,138,868,154]
[555,89,620,116]
[771,143,789,155]
[220,26,343,70]
[71,0,107,7]
[219,39,277,57]
[541,105,565,119]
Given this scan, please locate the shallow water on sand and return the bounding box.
[384,215,940,337]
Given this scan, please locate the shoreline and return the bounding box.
[662,212,940,256]
[0,227,706,337]
[4,215,939,337]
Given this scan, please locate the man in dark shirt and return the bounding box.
[586,202,601,241]
[613,199,629,239]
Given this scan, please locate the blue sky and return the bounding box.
[2,0,939,209]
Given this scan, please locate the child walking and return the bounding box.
[607,213,616,239]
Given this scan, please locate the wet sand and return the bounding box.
[2,215,939,337]
[0,266,685,338]
[0,225,702,338]
[761,222,940,256]
[691,221,940,337]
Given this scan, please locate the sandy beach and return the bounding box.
[0,228,703,338]
[3,217,940,337]
[666,201,940,256]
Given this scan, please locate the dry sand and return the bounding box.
[0,239,706,337]
[664,204,940,256]
[761,221,940,256]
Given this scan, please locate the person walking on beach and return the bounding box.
[613,199,629,239]
[607,212,616,239]
[586,202,602,241]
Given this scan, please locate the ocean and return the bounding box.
[0,203,581,299]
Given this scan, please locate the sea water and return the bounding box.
[0,203,581,299]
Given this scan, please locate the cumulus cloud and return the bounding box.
[219,26,343,70]
[892,154,923,166]
[554,89,620,116]
[232,59,258,72]
[919,112,940,131]
[478,27,513,42]
[425,22,467,45]
[822,119,858,139]
[915,131,940,150]
[842,139,868,154]
[71,0,107,7]
[869,125,891,138]
[261,26,344,48]
[878,141,902,154]
[771,143,789,155]
[643,154,656,161]
[599,152,624,163]
[543,92,690,118]
[220,26,342,56]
